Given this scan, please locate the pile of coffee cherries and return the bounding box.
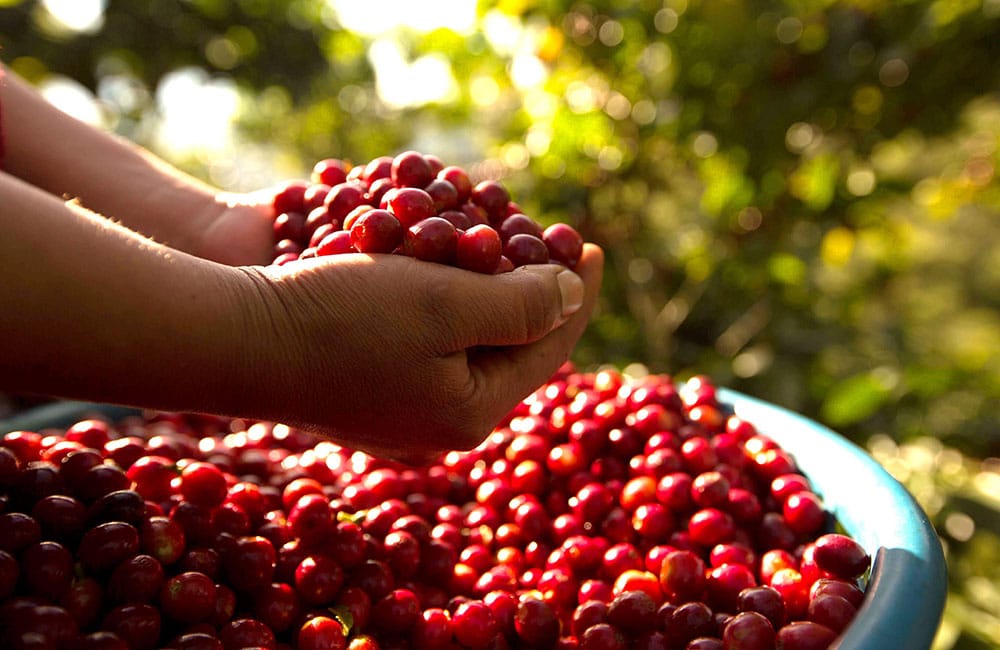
[268,151,584,273]
[0,368,870,650]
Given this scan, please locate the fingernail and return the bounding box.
[557,268,584,320]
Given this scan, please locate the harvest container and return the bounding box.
[719,388,947,649]
[1,390,948,649]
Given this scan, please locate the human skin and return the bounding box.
[0,65,603,463]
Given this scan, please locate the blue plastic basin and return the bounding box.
[2,393,948,648]
[719,388,947,650]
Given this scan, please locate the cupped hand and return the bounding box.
[191,191,276,266]
[233,244,603,464]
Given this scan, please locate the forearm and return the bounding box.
[0,65,221,254]
[0,171,250,416]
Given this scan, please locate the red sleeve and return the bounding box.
[0,66,5,170]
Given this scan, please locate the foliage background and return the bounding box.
[1,0,998,647]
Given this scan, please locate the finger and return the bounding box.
[428,261,587,351]
[464,243,604,422]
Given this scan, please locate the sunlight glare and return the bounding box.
[39,77,103,127]
[41,0,106,33]
[327,0,476,36]
[369,40,458,109]
[154,68,240,157]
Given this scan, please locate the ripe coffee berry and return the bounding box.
[268,151,585,273]
[160,571,216,623]
[403,217,458,264]
[178,462,227,508]
[390,150,435,189]
[0,370,870,649]
[348,209,403,254]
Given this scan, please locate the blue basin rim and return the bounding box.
[719,388,948,650]
[0,400,141,433]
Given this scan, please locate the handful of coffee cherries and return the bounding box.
[269,151,584,274]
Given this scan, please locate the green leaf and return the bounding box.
[767,253,807,286]
[821,372,893,426]
[337,510,366,524]
[789,152,840,211]
[327,605,354,635]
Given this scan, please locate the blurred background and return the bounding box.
[0,0,997,646]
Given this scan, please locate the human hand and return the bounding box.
[231,244,603,464]
[189,191,276,266]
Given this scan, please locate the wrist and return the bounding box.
[219,263,325,429]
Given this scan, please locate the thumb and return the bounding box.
[444,263,586,349]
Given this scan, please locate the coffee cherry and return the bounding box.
[349,209,404,254]
[160,571,216,623]
[324,182,368,222]
[65,419,112,449]
[22,541,73,600]
[363,156,393,182]
[811,533,871,579]
[387,187,437,227]
[424,153,445,175]
[737,585,786,629]
[688,508,735,547]
[312,158,349,186]
[101,603,162,650]
[372,588,421,635]
[460,202,490,227]
[317,230,355,256]
[580,623,627,650]
[770,568,809,620]
[218,618,276,650]
[706,563,757,612]
[295,554,345,605]
[32,493,86,539]
[438,209,473,230]
[78,521,140,573]
[543,223,584,268]
[774,620,838,650]
[572,599,609,637]
[170,633,224,650]
[607,589,658,634]
[515,597,560,647]
[659,550,706,603]
[403,217,458,264]
[108,554,165,604]
[127,456,177,502]
[451,599,498,649]
[809,577,865,608]
[470,180,510,224]
[438,166,472,203]
[179,462,227,508]
[366,176,394,207]
[392,150,435,188]
[783,491,826,535]
[224,535,276,594]
[665,602,716,647]
[498,213,544,242]
[140,516,186,566]
[273,180,309,216]
[268,151,590,275]
[503,233,550,266]
[722,611,775,650]
[807,592,857,633]
[303,184,332,212]
[273,211,306,244]
[424,179,460,212]
[412,606,452,649]
[0,370,869,649]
